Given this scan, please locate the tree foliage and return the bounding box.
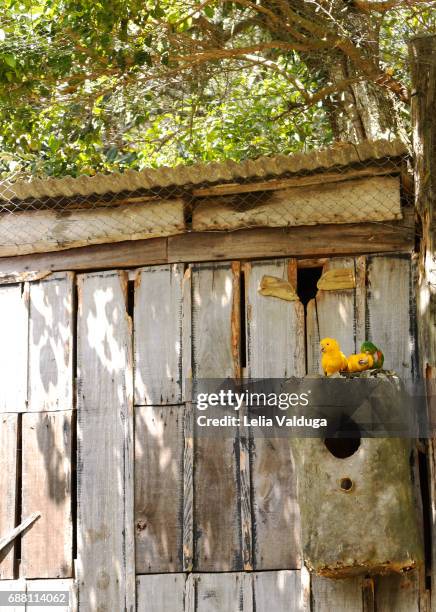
[0,0,435,178]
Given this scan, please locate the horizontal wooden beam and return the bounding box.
[0,209,414,279]
[169,207,414,262]
[192,163,400,197]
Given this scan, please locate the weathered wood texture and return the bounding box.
[0,211,414,277]
[244,259,304,570]
[28,273,74,412]
[136,571,308,612]
[21,411,72,578]
[196,573,252,612]
[193,176,401,231]
[135,405,185,573]
[312,577,365,612]
[192,262,240,380]
[170,210,413,264]
[0,414,18,578]
[253,570,310,612]
[366,255,416,378]
[307,257,359,375]
[306,257,365,609]
[192,163,399,197]
[191,262,243,571]
[410,36,436,612]
[77,271,135,612]
[0,284,28,412]
[134,264,184,405]
[410,34,436,374]
[374,572,421,612]
[136,574,186,612]
[0,199,185,257]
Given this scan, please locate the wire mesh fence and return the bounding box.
[0,141,411,257]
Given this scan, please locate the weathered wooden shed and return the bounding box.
[0,135,431,612]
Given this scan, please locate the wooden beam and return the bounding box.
[0,209,413,276]
[0,198,185,257]
[192,176,402,231]
[0,236,168,276]
[170,208,414,262]
[191,163,400,197]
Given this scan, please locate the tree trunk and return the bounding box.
[283,0,406,143]
[409,33,436,610]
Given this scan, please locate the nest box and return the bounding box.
[289,374,424,578]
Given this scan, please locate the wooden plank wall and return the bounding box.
[76,271,135,612]
[244,259,304,570]
[0,273,74,584]
[0,414,18,579]
[306,254,422,611]
[191,262,244,571]
[0,252,425,612]
[137,571,310,612]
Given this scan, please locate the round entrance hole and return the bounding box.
[340,477,353,491]
[324,417,361,459]
[324,436,361,458]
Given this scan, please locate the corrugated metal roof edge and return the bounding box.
[0,139,408,203]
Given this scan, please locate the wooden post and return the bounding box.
[409,34,436,611]
[409,34,436,379]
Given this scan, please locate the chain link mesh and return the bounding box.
[0,147,411,256]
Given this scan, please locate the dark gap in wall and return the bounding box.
[127,279,135,322]
[418,447,432,587]
[297,266,323,373]
[14,412,22,578]
[240,269,247,371]
[184,199,193,231]
[297,266,323,307]
[71,280,78,566]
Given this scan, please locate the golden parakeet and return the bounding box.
[361,341,384,369]
[320,337,348,376]
[347,352,374,373]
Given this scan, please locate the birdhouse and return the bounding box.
[289,374,424,578]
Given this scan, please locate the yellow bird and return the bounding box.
[320,338,348,376]
[347,352,374,373]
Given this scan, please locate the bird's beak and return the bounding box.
[320,347,325,353]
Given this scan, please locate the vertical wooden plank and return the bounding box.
[245,259,305,378]
[26,579,76,612]
[135,405,184,573]
[21,411,72,578]
[374,572,420,612]
[253,570,310,612]
[0,414,18,579]
[0,579,26,612]
[196,573,252,612]
[183,403,194,572]
[182,267,192,401]
[185,574,195,612]
[136,574,185,612]
[192,262,242,571]
[0,284,28,412]
[367,256,422,612]
[366,255,415,378]
[134,264,184,405]
[307,257,357,374]
[355,256,367,349]
[244,259,304,569]
[77,271,135,612]
[28,273,74,412]
[306,257,364,609]
[312,576,364,612]
[192,262,240,380]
